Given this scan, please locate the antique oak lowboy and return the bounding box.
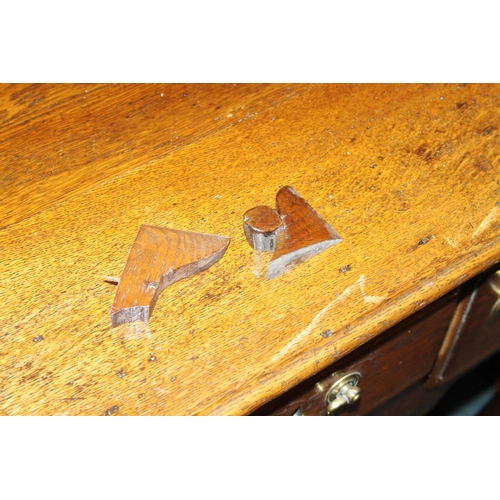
[1,83,499,416]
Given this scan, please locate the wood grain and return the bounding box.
[110,225,230,327]
[0,83,307,229]
[267,186,343,279]
[1,83,500,415]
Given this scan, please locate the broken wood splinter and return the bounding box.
[243,186,342,279]
[110,225,230,327]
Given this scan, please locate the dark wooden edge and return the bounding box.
[250,290,458,416]
[426,261,500,388]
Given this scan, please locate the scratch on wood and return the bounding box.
[471,203,500,240]
[358,275,386,304]
[363,295,386,304]
[272,276,364,361]
[444,236,458,249]
[272,275,385,361]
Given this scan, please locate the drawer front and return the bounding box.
[254,294,456,416]
[367,380,451,416]
[439,267,500,383]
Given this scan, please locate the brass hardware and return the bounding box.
[325,372,361,415]
[488,271,500,317]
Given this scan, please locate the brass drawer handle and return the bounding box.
[489,270,500,317]
[325,372,361,415]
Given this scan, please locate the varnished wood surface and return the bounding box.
[1,83,500,416]
[0,83,307,229]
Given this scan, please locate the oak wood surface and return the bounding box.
[0,83,307,229]
[1,83,500,415]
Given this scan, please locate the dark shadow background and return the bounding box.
[427,352,500,416]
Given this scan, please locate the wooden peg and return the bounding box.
[103,276,120,284]
[243,205,284,252]
[110,225,230,327]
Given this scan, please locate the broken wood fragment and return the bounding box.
[267,186,342,279]
[243,186,342,279]
[110,225,230,327]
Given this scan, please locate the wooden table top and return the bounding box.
[1,83,500,415]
